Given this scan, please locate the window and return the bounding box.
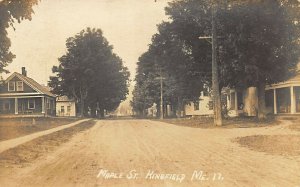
[3,100,10,111]
[8,81,15,91]
[194,101,199,111]
[208,101,213,110]
[16,81,24,91]
[67,106,71,113]
[230,92,235,110]
[203,90,209,96]
[28,99,35,109]
[47,99,51,109]
[61,106,65,113]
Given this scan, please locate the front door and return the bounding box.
[18,99,26,114]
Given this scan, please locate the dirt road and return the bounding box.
[1,120,300,187]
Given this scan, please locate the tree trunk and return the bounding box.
[176,97,182,118]
[90,104,96,118]
[79,88,86,118]
[99,107,105,118]
[80,100,84,117]
[171,103,176,117]
[257,81,267,120]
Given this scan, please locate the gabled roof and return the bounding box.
[5,72,56,97]
[289,70,300,82]
[57,96,75,102]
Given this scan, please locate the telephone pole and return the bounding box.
[154,61,165,119]
[160,68,164,119]
[199,3,223,126]
[211,4,222,126]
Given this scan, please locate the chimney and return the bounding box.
[21,67,27,76]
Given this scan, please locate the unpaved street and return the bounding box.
[1,120,300,187]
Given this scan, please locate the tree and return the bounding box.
[133,0,299,121]
[0,0,39,73]
[218,0,300,119]
[49,28,130,117]
[164,0,299,120]
[131,51,161,117]
[132,21,205,118]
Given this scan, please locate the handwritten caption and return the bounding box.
[97,169,224,183]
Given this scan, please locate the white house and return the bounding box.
[185,91,214,116]
[56,96,76,117]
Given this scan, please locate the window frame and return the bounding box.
[8,81,15,91]
[67,106,71,113]
[47,99,51,109]
[3,100,10,111]
[194,101,199,111]
[28,99,35,109]
[16,81,24,91]
[208,101,214,110]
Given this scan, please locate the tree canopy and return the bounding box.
[0,0,39,73]
[49,28,130,117]
[132,0,300,119]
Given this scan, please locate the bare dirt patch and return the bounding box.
[0,120,95,169]
[0,117,78,141]
[287,119,300,132]
[236,135,300,156]
[161,116,278,128]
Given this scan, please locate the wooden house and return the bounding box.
[0,67,56,117]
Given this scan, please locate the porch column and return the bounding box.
[227,94,230,109]
[291,86,296,114]
[42,96,45,114]
[273,89,277,114]
[15,98,18,114]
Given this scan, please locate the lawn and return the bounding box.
[0,117,78,141]
[161,115,278,128]
[0,120,96,168]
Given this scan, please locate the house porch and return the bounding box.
[0,96,55,116]
[266,86,300,115]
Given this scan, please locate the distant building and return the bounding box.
[185,91,214,116]
[56,96,76,117]
[0,67,56,117]
[190,66,300,117]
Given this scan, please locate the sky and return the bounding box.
[5,0,171,86]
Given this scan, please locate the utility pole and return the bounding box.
[154,60,165,119]
[160,68,164,119]
[199,3,223,126]
[211,3,222,126]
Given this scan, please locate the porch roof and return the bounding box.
[266,71,300,90]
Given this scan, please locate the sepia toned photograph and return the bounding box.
[0,0,300,186]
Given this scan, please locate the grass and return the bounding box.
[0,117,78,141]
[0,120,96,168]
[160,115,279,128]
